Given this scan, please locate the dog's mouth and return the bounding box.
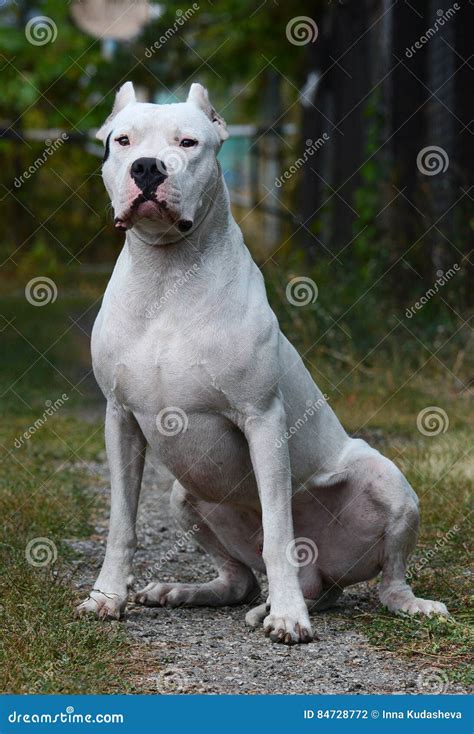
[115,192,178,231]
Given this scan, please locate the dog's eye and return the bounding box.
[180,138,198,148]
[116,135,130,146]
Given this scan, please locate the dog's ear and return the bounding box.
[96,81,137,141]
[187,83,229,143]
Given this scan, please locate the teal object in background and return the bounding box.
[219,133,252,204]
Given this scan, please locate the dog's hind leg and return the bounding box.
[307,585,343,611]
[378,477,448,617]
[135,481,260,608]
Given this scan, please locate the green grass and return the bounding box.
[328,370,473,686]
[0,283,472,691]
[0,294,145,694]
[265,259,473,685]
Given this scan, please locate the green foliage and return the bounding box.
[16,237,62,278]
[0,294,142,694]
[352,92,390,284]
[0,0,324,265]
[328,369,473,685]
[264,246,471,379]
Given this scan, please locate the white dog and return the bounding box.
[77,82,447,644]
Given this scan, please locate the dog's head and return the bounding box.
[97,81,228,238]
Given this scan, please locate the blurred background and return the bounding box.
[1,1,473,694]
[0,0,472,364]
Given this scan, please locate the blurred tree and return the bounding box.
[0,0,471,316]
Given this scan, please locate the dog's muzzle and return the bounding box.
[130,157,167,195]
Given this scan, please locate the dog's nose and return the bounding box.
[130,157,167,192]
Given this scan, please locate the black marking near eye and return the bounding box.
[103,131,112,163]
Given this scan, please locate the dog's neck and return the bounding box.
[113,169,247,317]
[125,168,235,271]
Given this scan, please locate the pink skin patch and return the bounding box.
[136,200,162,218]
[115,179,178,230]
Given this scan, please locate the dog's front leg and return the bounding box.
[244,399,312,644]
[77,402,146,619]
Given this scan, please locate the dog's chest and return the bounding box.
[92,311,230,416]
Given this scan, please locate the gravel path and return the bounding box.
[70,452,464,695]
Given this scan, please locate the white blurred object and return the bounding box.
[70,0,163,40]
[300,71,321,107]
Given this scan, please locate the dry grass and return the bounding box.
[0,289,472,691]
[0,296,151,693]
[328,369,473,685]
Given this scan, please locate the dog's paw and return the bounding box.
[76,588,127,620]
[263,609,313,645]
[395,597,449,617]
[245,601,270,628]
[134,582,184,607]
